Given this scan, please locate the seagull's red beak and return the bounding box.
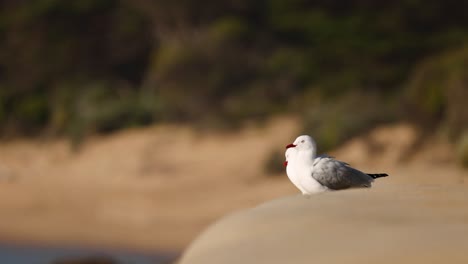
[285,143,296,149]
[283,161,288,167]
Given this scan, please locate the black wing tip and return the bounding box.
[367,173,389,179]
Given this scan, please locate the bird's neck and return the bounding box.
[297,148,316,165]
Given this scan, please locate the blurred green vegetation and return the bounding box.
[264,149,287,175]
[0,0,467,150]
[458,133,468,168]
[51,255,119,264]
[405,45,468,141]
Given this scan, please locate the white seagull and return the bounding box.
[284,135,388,194]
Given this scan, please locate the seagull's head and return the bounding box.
[287,135,316,151]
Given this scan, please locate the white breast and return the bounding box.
[293,152,328,194]
[285,148,306,193]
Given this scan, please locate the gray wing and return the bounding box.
[311,156,374,190]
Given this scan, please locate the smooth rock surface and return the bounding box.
[179,185,468,264]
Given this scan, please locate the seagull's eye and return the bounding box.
[301,140,305,143]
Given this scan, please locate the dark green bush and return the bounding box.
[458,133,468,168]
[300,93,397,152]
[405,45,468,141]
[264,149,287,175]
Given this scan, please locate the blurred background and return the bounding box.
[0,0,467,263]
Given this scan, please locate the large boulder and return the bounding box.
[179,185,468,264]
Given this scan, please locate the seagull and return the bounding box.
[285,135,388,194]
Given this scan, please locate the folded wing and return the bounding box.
[311,156,374,190]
